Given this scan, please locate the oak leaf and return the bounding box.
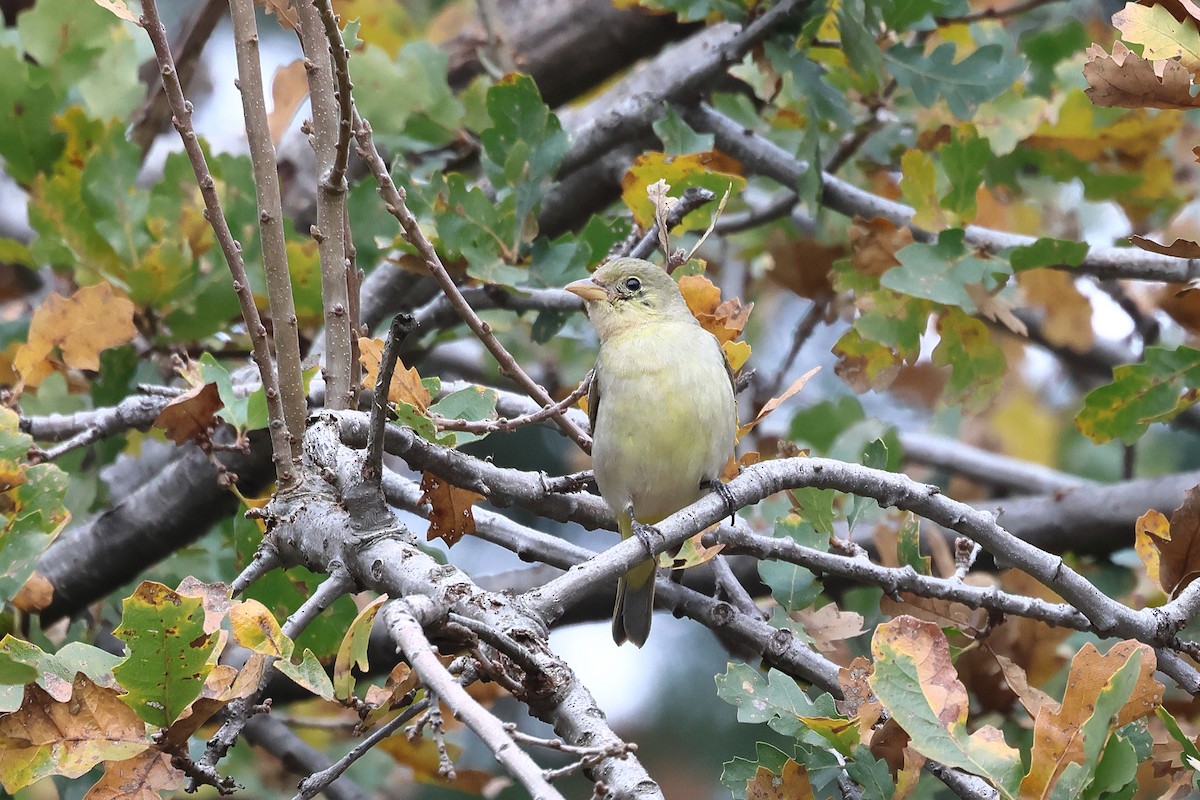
[1084,41,1200,110]
[359,337,432,411]
[420,471,484,546]
[153,382,223,444]
[13,284,138,388]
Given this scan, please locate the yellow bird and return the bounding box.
[566,258,737,646]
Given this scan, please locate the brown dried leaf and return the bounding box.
[83,751,183,800]
[837,657,883,735]
[0,675,148,791]
[966,284,1027,336]
[1084,41,1200,110]
[793,603,864,653]
[989,650,1056,719]
[420,471,483,547]
[10,572,53,613]
[1159,486,1200,596]
[153,382,223,444]
[255,0,298,30]
[1131,234,1200,257]
[13,284,138,388]
[91,0,140,23]
[267,60,308,148]
[849,216,915,277]
[739,367,819,438]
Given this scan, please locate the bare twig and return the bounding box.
[384,603,566,800]
[364,313,416,484]
[296,0,353,411]
[352,114,593,451]
[432,374,591,437]
[626,186,716,261]
[229,0,306,485]
[138,0,296,488]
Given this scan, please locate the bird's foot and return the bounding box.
[702,479,737,524]
[631,521,665,556]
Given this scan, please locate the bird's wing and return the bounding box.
[587,363,601,434]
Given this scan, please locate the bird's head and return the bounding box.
[564,258,692,340]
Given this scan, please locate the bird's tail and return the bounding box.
[612,558,656,647]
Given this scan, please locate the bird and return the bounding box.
[565,257,737,646]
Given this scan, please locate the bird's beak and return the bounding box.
[564,277,607,302]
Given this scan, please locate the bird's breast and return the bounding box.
[591,322,737,524]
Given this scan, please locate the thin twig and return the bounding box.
[138,0,295,488]
[364,313,416,484]
[385,603,566,800]
[352,113,593,451]
[228,0,307,485]
[296,0,354,411]
[432,374,591,436]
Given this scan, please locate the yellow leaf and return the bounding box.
[620,151,746,229]
[1135,508,1169,591]
[359,337,431,411]
[14,283,138,388]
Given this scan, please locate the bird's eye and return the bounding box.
[623,277,641,292]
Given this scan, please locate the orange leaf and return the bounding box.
[267,60,308,147]
[739,366,820,438]
[1020,641,1161,798]
[13,284,138,388]
[359,337,431,411]
[745,759,815,800]
[420,471,484,547]
[849,216,914,277]
[678,274,754,344]
[154,382,223,444]
[83,751,183,800]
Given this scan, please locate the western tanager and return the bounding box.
[566,258,737,646]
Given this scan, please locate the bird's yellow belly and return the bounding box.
[591,325,736,524]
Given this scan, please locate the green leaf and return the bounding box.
[848,439,888,532]
[715,663,843,741]
[653,107,715,154]
[1008,237,1089,271]
[0,637,122,713]
[940,129,991,219]
[846,744,896,800]
[788,397,866,453]
[758,514,826,613]
[198,353,269,434]
[933,310,1006,410]
[882,229,1009,311]
[1075,345,1200,444]
[895,512,930,575]
[351,42,463,150]
[885,42,1026,119]
[480,73,568,241]
[870,617,1023,798]
[428,386,498,447]
[881,0,968,30]
[1021,20,1089,97]
[0,48,65,185]
[0,408,70,605]
[112,581,219,728]
[789,488,836,535]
